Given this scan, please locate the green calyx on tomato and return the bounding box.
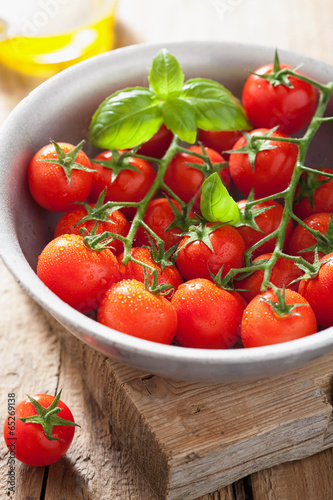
[40,140,95,186]
[91,149,143,183]
[225,127,279,171]
[200,172,240,224]
[261,285,308,318]
[19,389,80,442]
[89,49,251,150]
[236,191,273,233]
[253,50,297,88]
[142,265,175,297]
[75,189,124,225]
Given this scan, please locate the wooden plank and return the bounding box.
[49,310,333,500]
[251,449,333,500]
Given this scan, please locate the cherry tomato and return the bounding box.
[171,278,245,349]
[298,252,333,328]
[229,128,299,198]
[175,223,245,281]
[164,145,231,211]
[54,204,130,256]
[134,197,195,251]
[97,279,177,344]
[88,150,156,219]
[28,141,94,212]
[117,246,183,299]
[197,129,243,159]
[137,124,173,159]
[242,63,317,135]
[287,212,332,264]
[236,199,294,259]
[293,168,333,219]
[3,391,77,467]
[37,234,121,312]
[236,252,303,303]
[241,288,317,347]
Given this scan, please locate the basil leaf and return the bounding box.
[89,87,162,150]
[200,172,241,224]
[161,98,197,144]
[181,78,252,131]
[149,49,184,99]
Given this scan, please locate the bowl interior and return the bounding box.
[1,41,333,382]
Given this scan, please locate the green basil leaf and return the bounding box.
[161,98,197,144]
[149,49,184,99]
[181,78,252,131]
[200,172,241,224]
[89,87,163,150]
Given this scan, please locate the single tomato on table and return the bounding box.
[3,390,79,467]
[28,140,94,212]
[171,278,245,349]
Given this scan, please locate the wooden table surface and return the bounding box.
[1,1,333,499]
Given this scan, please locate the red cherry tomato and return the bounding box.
[236,199,294,259]
[28,142,93,212]
[175,223,245,281]
[3,392,77,467]
[197,129,243,159]
[293,168,333,219]
[97,279,177,344]
[242,63,317,135]
[298,252,333,328]
[134,197,195,251]
[137,124,173,158]
[164,145,231,211]
[229,128,299,198]
[37,234,121,312]
[236,252,303,303]
[287,212,332,264]
[54,204,130,256]
[117,246,183,299]
[171,278,245,349]
[241,288,317,347]
[88,150,156,219]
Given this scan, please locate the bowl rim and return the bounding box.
[1,39,333,381]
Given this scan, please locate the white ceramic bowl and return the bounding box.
[1,41,333,382]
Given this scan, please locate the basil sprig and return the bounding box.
[89,49,251,149]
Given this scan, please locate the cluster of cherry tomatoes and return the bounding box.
[28,58,333,350]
